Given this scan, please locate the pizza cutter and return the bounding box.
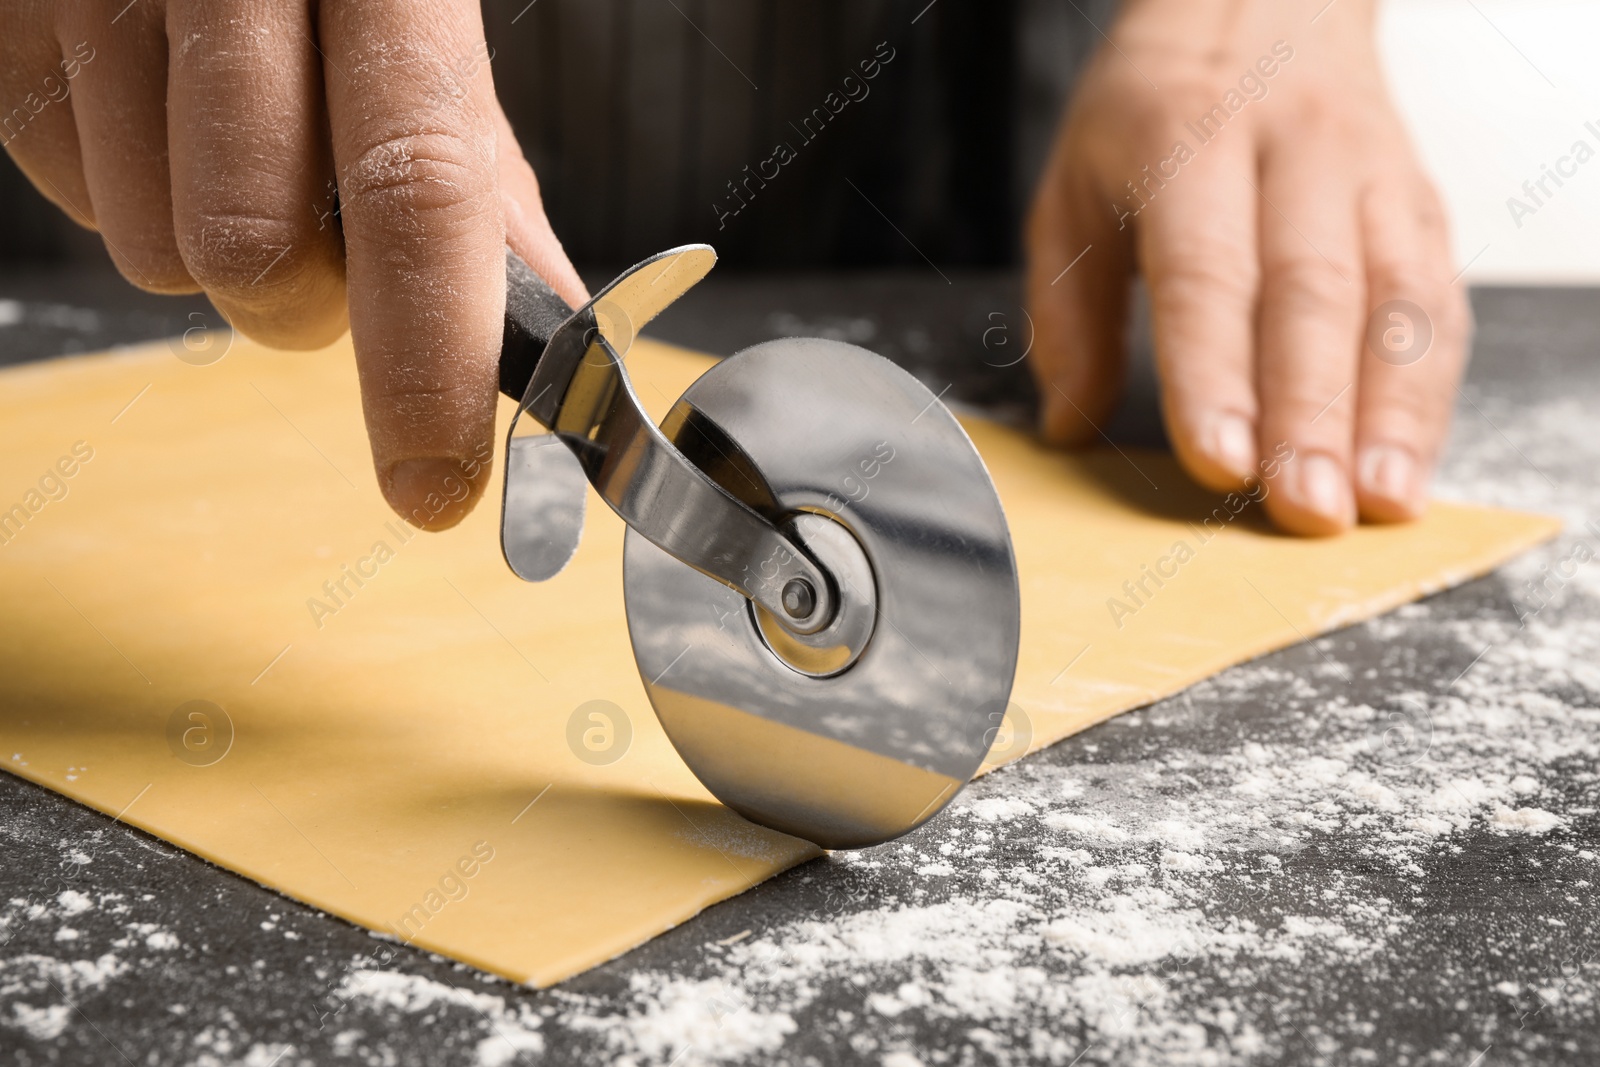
[496,245,1020,849]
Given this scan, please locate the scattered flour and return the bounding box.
[336,968,546,1066]
[0,943,129,1047]
[145,929,180,951]
[2,381,1596,1066]
[958,798,1036,823]
[223,431,1585,1067]
[8,1002,71,1041]
[568,973,798,1064]
[1492,806,1563,834]
[880,1052,926,1067]
[55,889,93,916]
[539,487,1600,1066]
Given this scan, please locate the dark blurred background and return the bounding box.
[0,0,1109,276]
[0,0,1148,437]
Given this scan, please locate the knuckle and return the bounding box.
[177,212,319,299]
[1362,381,1451,441]
[369,377,493,423]
[1365,258,1436,304]
[366,376,497,460]
[1119,97,1184,146]
[338,130,496,238]
[1110,82,1220,149]
[1281,90,1353,142]
[1265,258,1360,317]
[1163,76,1231,115]
[1152,250,1257,313]
[1272,381,1354,422]
[106,236,196,295]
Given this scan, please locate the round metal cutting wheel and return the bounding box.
[622,338,1020,849]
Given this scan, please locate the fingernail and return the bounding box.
[382,457,480,531]
[1208,413,1256,479]
[1359,445,1418,508]
[1297,453,1353,524]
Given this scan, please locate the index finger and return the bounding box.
[321,0,504,530]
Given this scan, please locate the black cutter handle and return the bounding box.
[499,248,575,403]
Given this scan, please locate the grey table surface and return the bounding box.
[1,269,1597,1067]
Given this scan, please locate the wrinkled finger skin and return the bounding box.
[0,0,587,530]
[1025,0,1469,536]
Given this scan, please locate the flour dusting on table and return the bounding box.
[2,335,1597,1066]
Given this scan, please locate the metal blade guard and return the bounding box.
[497,245,1020,849]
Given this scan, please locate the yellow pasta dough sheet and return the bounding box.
[0,333,1559,986]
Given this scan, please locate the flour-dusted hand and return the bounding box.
[0,0,587,529]
[1025,0,1469,535]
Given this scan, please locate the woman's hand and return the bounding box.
[1,0,587,529]
[1026,0,1468,535]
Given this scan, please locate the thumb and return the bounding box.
[1024,154,1132,446]
[494,99,588,310]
